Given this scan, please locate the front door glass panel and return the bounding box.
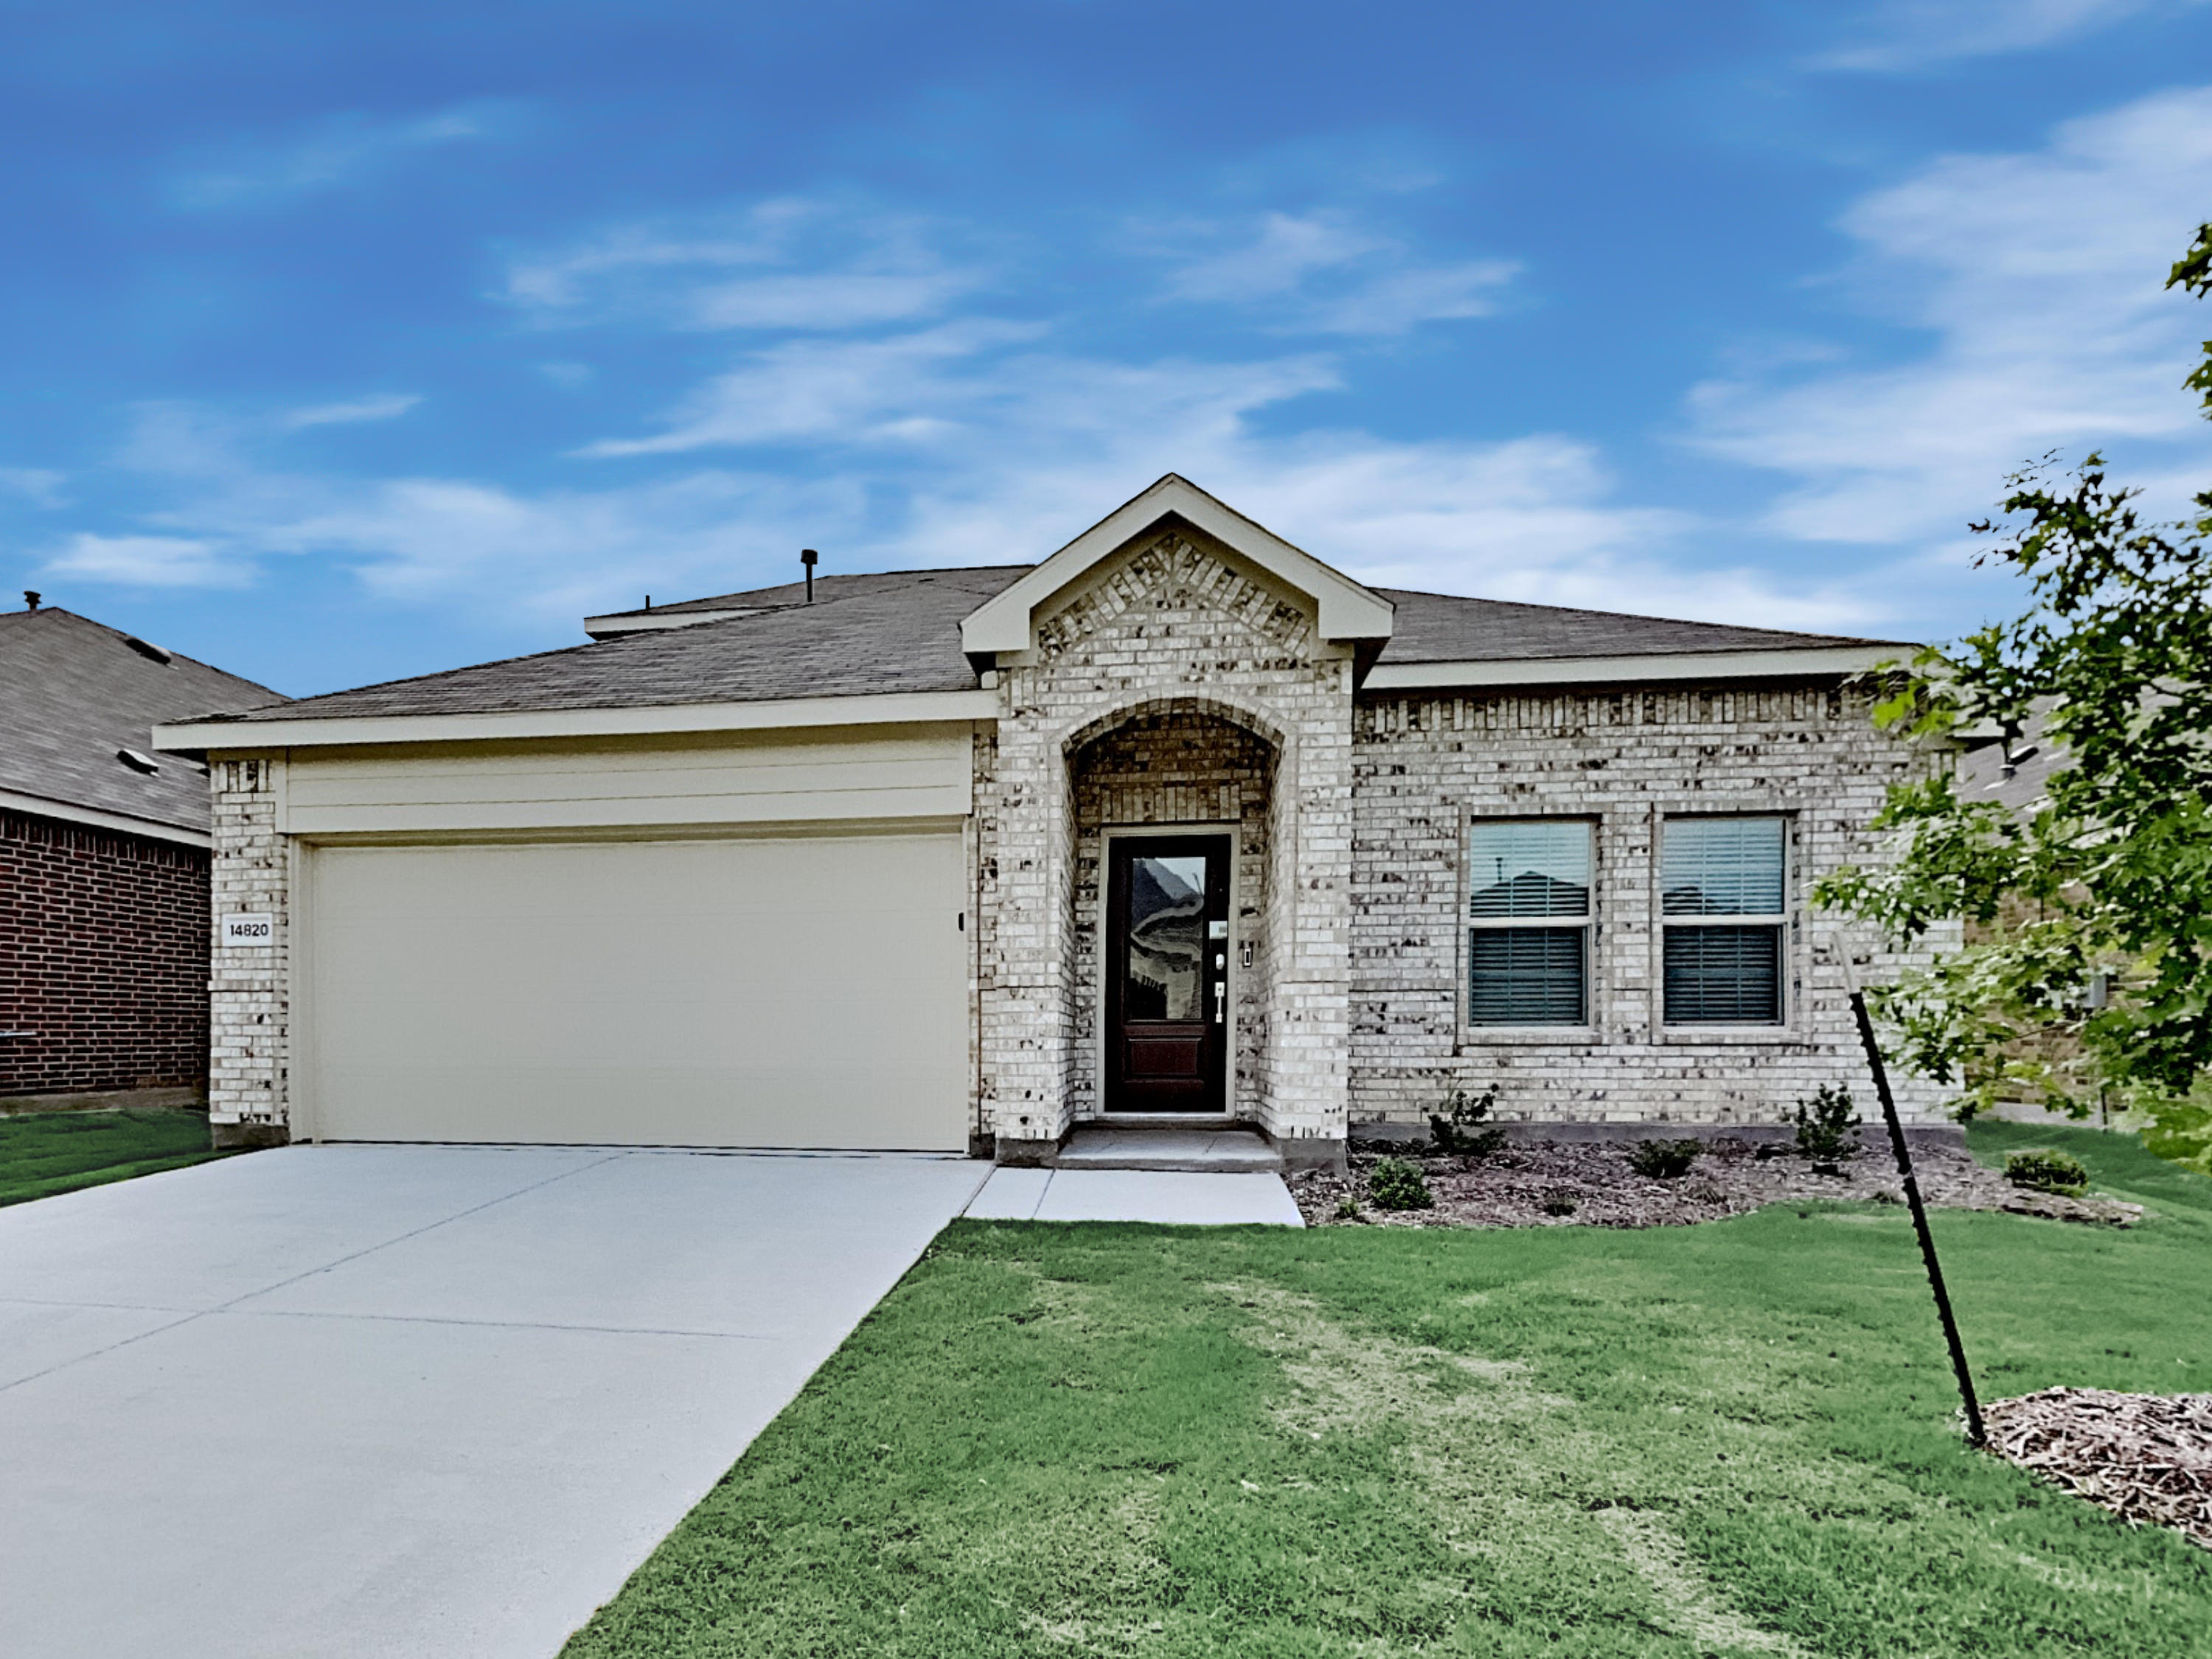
[1123,855,1207,1020]
[1106,835,1232,1113]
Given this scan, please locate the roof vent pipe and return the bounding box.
[801,548,818,603]
[23,591,38,611]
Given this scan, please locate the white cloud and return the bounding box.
[568,318,1856,627]
[1165,213,1391,299]
[0,467,67,508]
[1815,0,2197,69]
[173,104,506,209]
[282,394,422,429]
[504,200,986,332]
[1158,212,1518,335]
[1688,86,2212,546]
[38,533,251,588]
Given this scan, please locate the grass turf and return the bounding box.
[564,1124,2212,1656]
[0,1107,230,1207]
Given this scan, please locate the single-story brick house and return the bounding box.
[156,476,1944,1158]
[2,598,284,1110]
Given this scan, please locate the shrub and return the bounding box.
[1539,1190,1579,1217]
[1792,1084,1863,1164]
[2005,1148,2090,1197]
[1429,1085,1507,1159]
[1627,1138,1703,1180]
[1332,1195,1363,1220]
[1367,1158,1435,1211]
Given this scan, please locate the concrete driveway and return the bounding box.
[0,1144,988,1658]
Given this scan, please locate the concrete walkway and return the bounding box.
[964,1165,1305,1225]
[0,1145,989,1659]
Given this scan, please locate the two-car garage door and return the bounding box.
[303,832,969,1149]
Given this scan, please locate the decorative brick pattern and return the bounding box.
[1068,711,1274,1118]
[0,809,210,1096]
[975,529,1355,1149]
[207,757,289,1140]
[1346,685,1950,1127]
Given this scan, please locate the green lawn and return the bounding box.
[566,1124,2212,1657]
[0,1107,232,1207]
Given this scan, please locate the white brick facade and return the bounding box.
[192,523,1944,1155]
[975,528,1354,1157]
[1346,685,1948,1129]
[207,756,290,1146]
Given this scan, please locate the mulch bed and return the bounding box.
[1984,1388,2212,1551]
[1288,1137,2144,1230]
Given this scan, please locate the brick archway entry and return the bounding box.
[1067,708,1276,1124]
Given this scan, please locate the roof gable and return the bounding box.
[959,475,1394,656]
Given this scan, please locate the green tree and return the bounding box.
[1817,223,2212,1161]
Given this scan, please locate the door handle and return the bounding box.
[1214,981,1226,1025]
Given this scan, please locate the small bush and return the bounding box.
[1627,1138,1703,1180]
[1332,1195,1363,1220]
[2005,1148,2090,1197]
[1367,1158,1435,1211]
[1792,1084,1863,1164]
[1539,1190,1579,1217]
[1429,1084,1507,1159]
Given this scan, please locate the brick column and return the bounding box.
[208,755,291,1148]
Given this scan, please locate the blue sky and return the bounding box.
[5,0,2211,699]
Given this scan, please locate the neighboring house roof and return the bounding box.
[1955,700,2064,815]
[0,607,285,841]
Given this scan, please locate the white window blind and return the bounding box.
[1467,820,1591,1026]
[1660,817,1785,1024]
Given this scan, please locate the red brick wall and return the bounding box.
[0,809,211,1096]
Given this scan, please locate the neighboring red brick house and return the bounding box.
[1,597,283,1108]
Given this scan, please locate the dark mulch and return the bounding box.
[1985,1388,2212,1551]
[1290,1135,2144,1229]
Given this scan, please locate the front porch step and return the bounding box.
[1051,1126,1284,1174]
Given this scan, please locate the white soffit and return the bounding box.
[960,473,1395,655]
[1364,644,1902,691]
[152,688,1000,757]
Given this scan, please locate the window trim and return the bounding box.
[1458,813,1599,1037]
[1657,813,1791,1030]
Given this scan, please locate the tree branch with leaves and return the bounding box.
[1817,223,2212,1157]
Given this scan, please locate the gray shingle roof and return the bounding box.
[226,566,1024,723]
[191,566,1908,728]
[0,608,286,832]
[1374,588,1896,663]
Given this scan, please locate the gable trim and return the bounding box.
[960,474,1394,655]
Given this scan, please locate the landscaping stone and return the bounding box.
[1289,1137,2145,1228]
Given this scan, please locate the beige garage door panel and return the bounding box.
[309,834,968,1148]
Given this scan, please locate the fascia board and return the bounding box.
[582,609,754,639]
[154,688,1000,757]
[960,476,1394,654]
[1363,644,1905,691]
[0,786,211,849]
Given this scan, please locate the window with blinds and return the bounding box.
[1466,820,1592,1026]
[1660,816,1786,1024]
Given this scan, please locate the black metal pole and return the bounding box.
[1849,988,1986,1448]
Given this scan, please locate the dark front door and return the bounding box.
[1106,833,1231,1113]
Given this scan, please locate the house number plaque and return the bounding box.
[222,913,274,948]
